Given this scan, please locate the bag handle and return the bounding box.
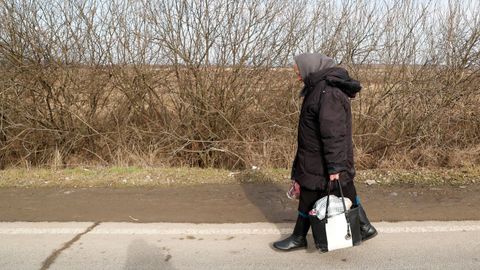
[324,179,352,239]
[324,179,348,218]
[336,180,348,214]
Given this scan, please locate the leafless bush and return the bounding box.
[0,0,479,169]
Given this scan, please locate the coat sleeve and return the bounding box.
[318,90,348,174]
[290,154,298,180]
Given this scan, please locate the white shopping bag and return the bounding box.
[325,213,353,251]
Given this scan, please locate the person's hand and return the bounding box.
[292,180,300,192]
[287,180,300,200]
[329,173,340,181]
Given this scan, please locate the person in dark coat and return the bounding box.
[273,53,377,251]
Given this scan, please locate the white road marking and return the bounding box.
[0,221,479,235]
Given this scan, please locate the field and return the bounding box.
[1,65,479,171]
[1,0,479,177]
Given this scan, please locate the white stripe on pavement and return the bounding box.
[0,221,479,235]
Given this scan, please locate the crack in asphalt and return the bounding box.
[40,222,101,270]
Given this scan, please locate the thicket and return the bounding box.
[0,0,479,169]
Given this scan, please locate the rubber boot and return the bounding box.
[273,215,309,251]
[358,204,378,241]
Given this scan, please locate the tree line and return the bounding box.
[0,0,479,169]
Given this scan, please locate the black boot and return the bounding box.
[358,204,378,241]
[273,215,309,251]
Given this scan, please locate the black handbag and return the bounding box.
[309,180,362,252]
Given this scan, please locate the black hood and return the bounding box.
[304,67,362,98]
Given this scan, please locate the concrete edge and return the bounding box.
[0,221,479,235]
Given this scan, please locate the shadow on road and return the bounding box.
[234,169,368,254]
[124,239,176,270]
[234,169,297,224]
[233,169,317,251]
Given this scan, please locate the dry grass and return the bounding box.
[1,1,479,170]
[1,65,479,170]
[0,166,478,188]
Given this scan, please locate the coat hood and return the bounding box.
[305,67,362,98]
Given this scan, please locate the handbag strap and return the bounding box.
[324,179,352,238]
[324,179,348,218]
[336,180,348,213]
[337,180,352,238]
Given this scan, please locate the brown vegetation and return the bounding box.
[0,0,479,170]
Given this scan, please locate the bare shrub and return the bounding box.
[0,0,479,170]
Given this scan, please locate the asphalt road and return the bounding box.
[1,221,479,270]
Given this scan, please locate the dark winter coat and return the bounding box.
[291,67,362,190]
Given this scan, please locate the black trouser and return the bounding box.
[298,181,357,215]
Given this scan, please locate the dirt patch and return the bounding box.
[0,183,478,222]
[1,167,478,188]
